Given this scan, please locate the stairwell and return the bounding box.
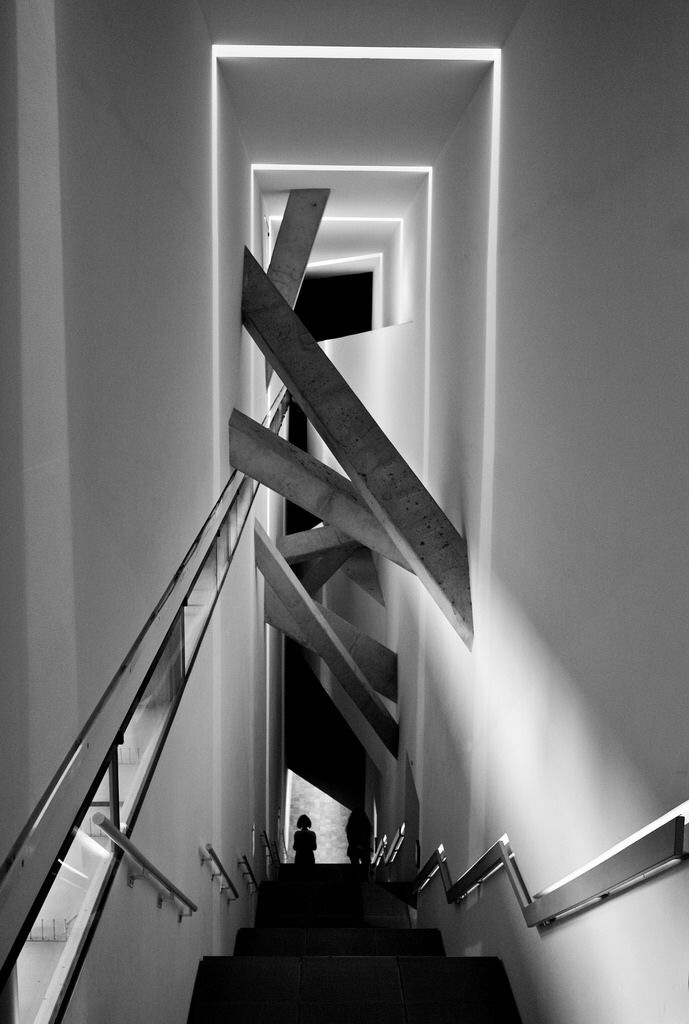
[187,864,523,1022]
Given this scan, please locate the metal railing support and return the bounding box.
[92,814,197,921]
[200,844,239,901]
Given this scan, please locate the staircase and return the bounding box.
[187,864,523,1022]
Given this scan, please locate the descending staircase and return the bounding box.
[187,864,523,1022]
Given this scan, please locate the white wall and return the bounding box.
[411,3,689,1022]
[3,0,278,1019]
[1,0,81,868]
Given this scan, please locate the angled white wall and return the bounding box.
[412,3,689,1023]
[2,2,278,1020]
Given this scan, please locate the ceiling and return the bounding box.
[218,56,491,167]
[206,1,528,294]
[257,167,428,223]
[199,0,528,51]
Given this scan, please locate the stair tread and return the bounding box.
[234,926,445,956]
[189,956,521,1023]
[188,878,522,1023]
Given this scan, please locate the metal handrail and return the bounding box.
[410,843,453,896]
[200,844,239,901]
[372,834,387,868]
[384,822,406,866]
[92,814,197,921]
[260,830,276,865]
[412,816,689,928]
[237,855,258,894]
[0,389,289,984]
[260,830,279,879]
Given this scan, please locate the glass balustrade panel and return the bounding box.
[118,614,185,826]
[183,544,218,671]
[16,773,113,1024]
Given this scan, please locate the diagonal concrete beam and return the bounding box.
[263,585,389,774]
[340,547,385,607]
[229,409,410,571]
[299,545,358,596]
[265,585,397,702]
[277,525,359,565]
[242,250,474,648]
[318,601,397,702]
[255,522,397,759]
[267,189,330,309]
[264,579,309,647]
[277,528,384,605]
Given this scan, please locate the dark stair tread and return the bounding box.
[374,928,445,955]
[299,1005,405,1024]
[192,1002,299,1024]
[400,956,522,1021]
[377,879,418,908]
[189,956,300,1003]
[189,956,521,1023]
[234,926,445,957]
[278,863,353,882]
[255,879,364,928]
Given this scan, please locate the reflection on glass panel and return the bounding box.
[229,501,238,550]
[119,615,185,823]
[216,520,229,586]
[183,544,218,670]
[235,479,254,538]
[16,778,113,1024]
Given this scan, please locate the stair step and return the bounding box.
[361,880,411,929]
[188,956,522,1023]
[278,863,354,883]
[234,926,446,956]
[255,879,363,928]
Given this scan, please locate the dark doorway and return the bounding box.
[295,271,373,342]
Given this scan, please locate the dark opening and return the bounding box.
[294,271,373,342]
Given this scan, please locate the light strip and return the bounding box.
[322,217,403,224]
[253,162,432,174]
[276,216,402,224]
[307,252,383,269]
[214,44,499,62]
[210,51,220,491]
[269,215,403,228]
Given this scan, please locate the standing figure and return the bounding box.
[345,806,372,879]
[293,813,317,877]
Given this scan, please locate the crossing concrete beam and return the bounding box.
[242,249,473,648]
[265,586,397,703]
[277,525,358,565]
[299,545,359,596]
[340,547,385,607]
[255,522,398,760]
[229,409,410,571]
[277,528,384,605]
[267,189,329,309]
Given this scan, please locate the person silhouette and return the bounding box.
[293,813,317,877]
[345,806,372,879]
